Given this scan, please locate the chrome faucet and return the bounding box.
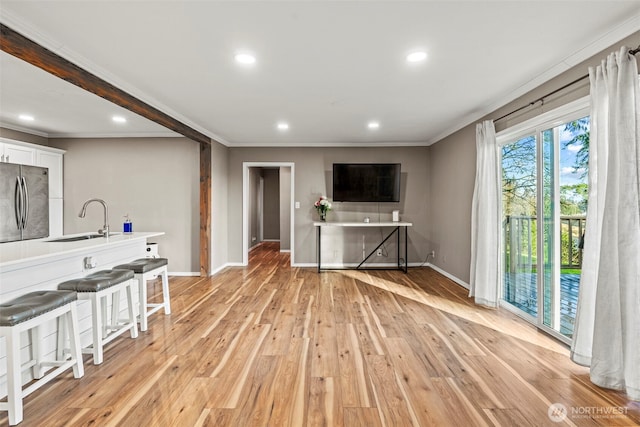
[79,198,110,237]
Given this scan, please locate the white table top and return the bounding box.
[313,221,412,227]
[0,231,164,268]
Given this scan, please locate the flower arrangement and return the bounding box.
[314,196,332,221]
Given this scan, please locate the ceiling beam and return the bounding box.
[0,23,211,145]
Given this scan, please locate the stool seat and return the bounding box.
[0,290,83,425]
[114,258,168,274]
[58,269,134,292]
[0,291,77,326]
[58,269,138,365]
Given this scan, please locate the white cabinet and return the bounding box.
[36,150,64,199]
[48,198,64,237]
[1,138,65,237]
[0,142,36,165]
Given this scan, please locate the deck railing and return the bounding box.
[503,215,586,273]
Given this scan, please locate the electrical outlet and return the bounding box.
[430,250,435,258]
[377,249,383,256]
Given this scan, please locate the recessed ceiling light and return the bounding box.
[19,114,34,121]
[406,51,427,63]
[277,122,289,131]
[112,116,127,123]
[235,53,256,65]
[368,121,380,129]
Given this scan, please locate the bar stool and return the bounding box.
[0,290,84,425]
[114,258,170,332]
[58,269,138,365]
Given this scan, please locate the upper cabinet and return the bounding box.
[0,141,36,165]
[0,140,65,193]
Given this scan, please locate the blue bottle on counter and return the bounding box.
[123,215,133,234]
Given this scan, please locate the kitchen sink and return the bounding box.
[47,233,119,242]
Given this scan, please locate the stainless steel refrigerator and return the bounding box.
[0,163,49,243]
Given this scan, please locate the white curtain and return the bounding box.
[571,47,640,401]
[469,120,501,308]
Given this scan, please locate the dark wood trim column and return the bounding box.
[199,142,212,276]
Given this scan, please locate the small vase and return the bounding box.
[320,211,326,221]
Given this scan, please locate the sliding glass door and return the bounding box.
[500,104,589,342]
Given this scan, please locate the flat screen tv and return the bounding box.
[333,163,401,202]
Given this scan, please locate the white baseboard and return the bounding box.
[292,262,317,268]
[225,262,246,267]
[280,249,291,253]
[169,271,200,277]
[426,263,469,290]
[210,263,229,276]
[294,262,415,269]
[204,261,469,294]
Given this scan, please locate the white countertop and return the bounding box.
[0,231,164,268]
[313,221,412,227]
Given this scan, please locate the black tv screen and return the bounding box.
[333,163,401,202]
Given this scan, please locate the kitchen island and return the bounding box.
[0,231,164,300]
[0,231,163,397]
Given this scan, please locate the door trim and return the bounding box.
[242,162,295,266]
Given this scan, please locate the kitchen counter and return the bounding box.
[0,231,164,397]
[0,231,164,303]
[0,231,164,268]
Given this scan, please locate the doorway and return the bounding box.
[242,162,295,266]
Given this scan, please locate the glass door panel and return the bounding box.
[502,135,538,317]
[545,116,590,338]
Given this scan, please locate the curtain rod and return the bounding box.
[495,44,640,123]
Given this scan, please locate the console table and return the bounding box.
[313,221,412,273]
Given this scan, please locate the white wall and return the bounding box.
[0,127,49,146]
[211,141,229,274]
[50,136,200,274]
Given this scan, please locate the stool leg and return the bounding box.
[56,315,66,360]
[126,280,138,339]
[30,326,43,379]
[137,275,149,332]
[5,328,23,425]
[66,303,84,378]
[91,294,104,365]
[101,292,109,336]
[160,267,171,315]
[111,289,121,332]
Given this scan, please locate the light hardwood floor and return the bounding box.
[3,242,639,426]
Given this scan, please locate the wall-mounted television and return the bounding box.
[333,163,401,202]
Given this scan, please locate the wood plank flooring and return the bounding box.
[3,242,639,426]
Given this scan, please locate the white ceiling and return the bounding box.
[1,1,639,147]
